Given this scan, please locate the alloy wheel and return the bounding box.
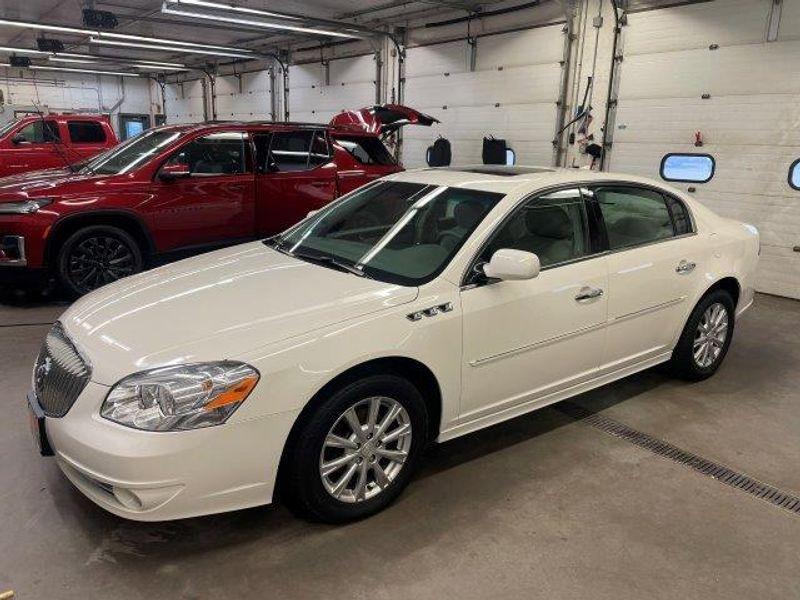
[319,396,412,503]
[67,235,137,293]
[693,302,729,368]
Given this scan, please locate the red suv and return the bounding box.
[0,105,435,296]
[0,114,118,178]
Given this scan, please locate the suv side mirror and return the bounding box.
[11,133,28,145]
[483,249,540,281]
[158,162,191,181]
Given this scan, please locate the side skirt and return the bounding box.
[437,351,673,443]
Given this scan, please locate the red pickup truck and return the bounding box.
[0,114,118,178]
[0,105,436,296]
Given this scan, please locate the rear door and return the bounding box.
[150,130,255,250]
[65,119,111,162]
[590,184,707,372]
[253,128,338,236]
[2,119,65,174]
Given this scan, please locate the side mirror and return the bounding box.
[483,249,540,281]
[11,133,27,145]
[158,162,191,181]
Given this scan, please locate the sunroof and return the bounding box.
[434,166,555,177]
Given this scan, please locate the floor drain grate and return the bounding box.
[558,402,800,516]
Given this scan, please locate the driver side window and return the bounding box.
[165,132,248,175]
[480,188,590,269]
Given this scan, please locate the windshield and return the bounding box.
[81,129,183,175]
[0,119,21,139]
[270,181,503,286]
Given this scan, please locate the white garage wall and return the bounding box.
[0,72,153,134]
[608,0,800,299]
[165,79,205,123]
[402,24,566,168]
[215,70,273,120]
[288,54,377,123]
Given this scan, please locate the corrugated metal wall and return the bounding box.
[402,24,566,168]
[215,70,273,121]
[608,0,800,298]
[165,79,205,123]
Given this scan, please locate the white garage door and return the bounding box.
[609,0,800,298]
[402,24,566,168]
[288,54,377,123]
[165,80,205,123]
[215,70,273,120]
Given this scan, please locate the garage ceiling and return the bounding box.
[0,0,513,72]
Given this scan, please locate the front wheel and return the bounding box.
[283,375,429,523]
[669,289,735,381]
[57,225,143,297]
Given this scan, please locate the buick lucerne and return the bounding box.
[28,166,759,523]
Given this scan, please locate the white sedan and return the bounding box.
[28,166,759,523]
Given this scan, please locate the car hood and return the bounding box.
[60,242,419,385]
[0,169,102,202]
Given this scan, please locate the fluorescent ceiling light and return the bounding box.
[132,64,189,71]
[48,56,98,64]
[0,45,48,56]
[1,63,140,77]
[0,17,255,54]
[90,37,254,59]
[0,46,188,69]
[161,6,363,39]
[169,0,301,20]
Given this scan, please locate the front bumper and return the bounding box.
[42,381,299,521]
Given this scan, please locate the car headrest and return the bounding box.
[454,201,484,229]
[526,206,572,239]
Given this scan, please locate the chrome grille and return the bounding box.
[33,322,92,418]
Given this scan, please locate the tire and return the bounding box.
[283,374,429,523]
[56,225,143,297]
[668,289,735,381]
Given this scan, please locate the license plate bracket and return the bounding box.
[27,392,54,457]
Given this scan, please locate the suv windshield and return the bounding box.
[268,180,503,286]
[81,129,183,175]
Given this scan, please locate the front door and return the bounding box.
[590,185,707,371]
[254,129,338,236]
[151,131,255,251]
[459,188,608,419]
[3,119,64,174]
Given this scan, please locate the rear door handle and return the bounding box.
[575,287,604,302]
[676,260,696,274]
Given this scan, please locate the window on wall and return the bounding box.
[119,114,151,140]
[67,121,106,144]
[790,159,800,191]
[16,120,61,143]
[660,153,715,183]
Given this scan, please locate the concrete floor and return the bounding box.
[1,293,798,599]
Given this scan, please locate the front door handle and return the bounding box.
[575,287,604,302]
[676,260,696,274]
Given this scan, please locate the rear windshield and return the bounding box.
[333,135,396,166]
[81,129,182,175]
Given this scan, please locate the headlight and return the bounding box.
[101,362,259,431]
[0,199,53,214]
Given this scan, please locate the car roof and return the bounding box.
[387,165,684,196]
[146,120,384,137]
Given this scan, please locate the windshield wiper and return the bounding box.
[293,251,368,278]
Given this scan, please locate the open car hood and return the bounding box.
[329,104,439,135]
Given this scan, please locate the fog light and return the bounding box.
[113,487,144,511]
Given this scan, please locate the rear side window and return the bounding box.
[663,194,693,235]
[660,153,715,183]
[16,120,61,143]
[309,131,332,168]
[68,121,106,144]
[790,159,800,191]
[268,130,313,172]
[595,186,676,250]
[334,135,395,166]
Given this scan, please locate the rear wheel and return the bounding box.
[283,375,428,523]
[668,289,735,381]
[57,225,143,297]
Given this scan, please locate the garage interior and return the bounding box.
[0,0,798,598]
